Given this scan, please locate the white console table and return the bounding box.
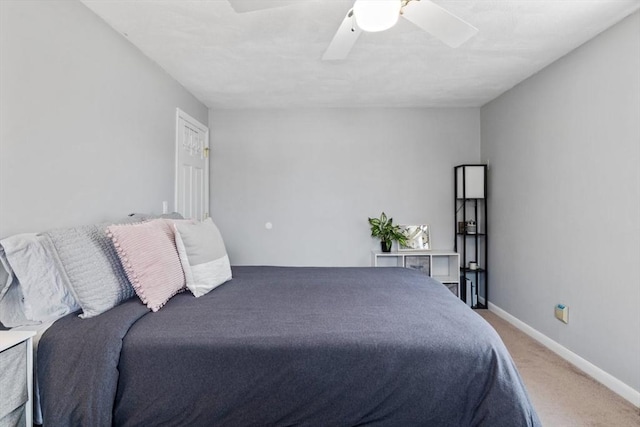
[371,250,460,297]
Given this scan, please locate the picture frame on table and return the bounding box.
[398,224,431,251]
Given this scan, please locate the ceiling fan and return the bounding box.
[227,0,478,60]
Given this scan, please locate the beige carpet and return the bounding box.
[480,310,640,426]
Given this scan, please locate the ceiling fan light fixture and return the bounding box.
[353,0,401,32]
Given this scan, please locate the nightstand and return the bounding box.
[0,331,36,427]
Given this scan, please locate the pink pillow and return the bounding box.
[106,219,185,312]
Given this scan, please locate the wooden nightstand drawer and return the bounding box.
[0,341,28,419]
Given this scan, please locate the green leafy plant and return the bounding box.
[368,212,408,252]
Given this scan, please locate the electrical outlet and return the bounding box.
[162,201,168,214]
[555,304,568,323]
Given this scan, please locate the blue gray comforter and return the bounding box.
[38,266,540,426]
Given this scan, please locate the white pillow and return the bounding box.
[0,248,37,328]
[174,218,232,297]
[0,234,79,326]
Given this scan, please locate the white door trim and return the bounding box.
[175,108,209,219]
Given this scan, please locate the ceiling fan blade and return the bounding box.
[401,0,478,48]
[322,9,362,61]
[227,0,299,13]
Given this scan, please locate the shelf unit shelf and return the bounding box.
[460,268,486,273]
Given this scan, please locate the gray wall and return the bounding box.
[0,0,208,237]
[209,108,480,266]
[481,11,639,392]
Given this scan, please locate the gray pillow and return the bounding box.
[45,223,135,318]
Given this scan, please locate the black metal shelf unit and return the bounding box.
[454,164,488,309]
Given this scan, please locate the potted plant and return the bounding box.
[368,212,408,253]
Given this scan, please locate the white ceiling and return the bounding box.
[81,0,640,109]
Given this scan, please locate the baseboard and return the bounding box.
[488,302,640,408]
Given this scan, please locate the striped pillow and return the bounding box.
[106,219,185,312]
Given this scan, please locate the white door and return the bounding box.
[175,109,209,221]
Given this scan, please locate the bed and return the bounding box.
[37,266,540,426]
